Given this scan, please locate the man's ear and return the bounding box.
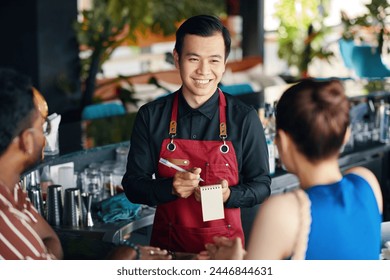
[173,49,180,69]
[19,130,34,155]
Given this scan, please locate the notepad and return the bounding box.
[200,184,225,222]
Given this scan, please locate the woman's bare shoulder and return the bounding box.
[260,191,301,222]
[344,166,382,213]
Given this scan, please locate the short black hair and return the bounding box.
[174,15,231,61]
[0,68,35,155]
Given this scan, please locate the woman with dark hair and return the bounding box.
[206,79,383,260]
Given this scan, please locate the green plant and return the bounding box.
[74,0,226,108]
[85,112,137,148]
[274,0,333,78]
[341,0,389,54]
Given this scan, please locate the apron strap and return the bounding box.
[169,88,227,139]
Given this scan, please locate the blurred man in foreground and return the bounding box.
[0,68,169,260]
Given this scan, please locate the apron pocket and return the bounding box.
[204,163,238,185]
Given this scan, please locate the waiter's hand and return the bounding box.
[172,167,202,198]
[194,179,231,202]
[221,179,231,203]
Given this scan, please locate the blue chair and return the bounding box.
[338,38,355,70]
[351,45,390,79]
[219,83,254,96]
[82,102,126,120]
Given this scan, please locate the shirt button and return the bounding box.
[192,135,197,139]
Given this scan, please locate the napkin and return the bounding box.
[45,113,61,152]
[381,241,390,260]
[97,193,141,223]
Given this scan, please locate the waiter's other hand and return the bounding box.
[194,179,230,202]
[221,179,230,203]
[172,167,202,198]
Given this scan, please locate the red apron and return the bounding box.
[151,89,244,253]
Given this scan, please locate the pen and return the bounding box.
[159,158,204,182]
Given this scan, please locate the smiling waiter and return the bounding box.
[122,15,271,254]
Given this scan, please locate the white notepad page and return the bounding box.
[200,184,225,222]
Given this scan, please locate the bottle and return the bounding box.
[266,135,275,175]
[100,163,116,199]
[379,100,390,143]
[264,103,276,175]
[40,165,53,201]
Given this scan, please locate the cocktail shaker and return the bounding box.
[46,185,63,226]
[63,187,83,227]
[28,186,44,217]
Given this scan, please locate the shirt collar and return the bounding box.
[178,88,219,120]
[0,182,16,207]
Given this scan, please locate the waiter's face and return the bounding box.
[174,33,226,104]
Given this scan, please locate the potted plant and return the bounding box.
[273,0,334,79]
[341,0,389,53]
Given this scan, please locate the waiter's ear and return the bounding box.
[173,49,180,69]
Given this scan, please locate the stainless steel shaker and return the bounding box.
[46,185,63,226]
[28,186,45,217]
[25,169,45,217]
[63,187,83,227]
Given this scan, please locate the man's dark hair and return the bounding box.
[0,68,35,155]
[174,15,231,61]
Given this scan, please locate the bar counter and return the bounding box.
[23,139,390,259]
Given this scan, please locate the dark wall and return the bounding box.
[0,0,83,153]
[0,1,39,85]
[240,0,264,58]
[0,0,81,116]
[0,0,265,154]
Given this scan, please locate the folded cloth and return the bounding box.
[97,193,141,223]
[45,113,61,152]
[381,241,390,260]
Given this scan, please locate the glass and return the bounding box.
[352,121,371,146]
[115,146,129,164]
[112,165,126,193]
[42,119,51,136]
[43,122,59,156]
[100,163,116,199]
[40,165,53,201]
[58,166,75,190]
[82,168,102,202]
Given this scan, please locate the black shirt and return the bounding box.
[122,89,271,208]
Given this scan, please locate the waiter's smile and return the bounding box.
[193,78,213,86]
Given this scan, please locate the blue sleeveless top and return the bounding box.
[304,173,382,260]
